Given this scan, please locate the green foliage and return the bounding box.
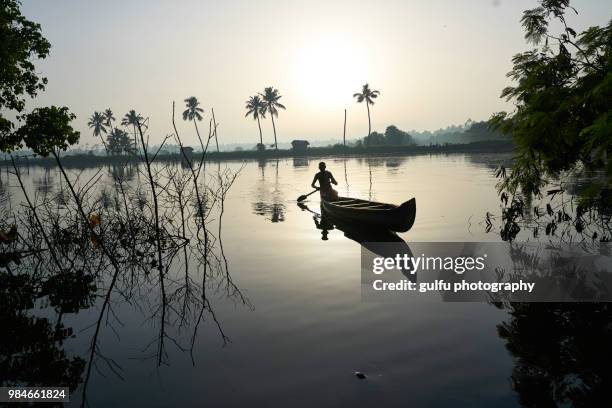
[14,106,80,156]
[490,0,612,211]
[0,1,81,156]
[0,0,51,138]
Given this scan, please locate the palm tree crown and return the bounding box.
[353,83,380,105]
[260,87,285,151]
[104,108,115,128]
[353,83,380,137]
[121,110,143,127]
[260,87,285,117]
[87,112,107,137]
[182,96,204,122]
[245,95,266,147]
[245,95,266,120]
[121,110,143,150]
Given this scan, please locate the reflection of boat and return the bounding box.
[322,196,416,232]
[298,202,415,281]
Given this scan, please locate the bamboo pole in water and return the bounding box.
[343,108,347,147]
[212,107,219,153]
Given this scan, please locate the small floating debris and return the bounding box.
[354,371,367,380]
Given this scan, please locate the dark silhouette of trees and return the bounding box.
[363,131,386,146]
[0,0,51,151]
[260,87,286,151]
[182,96,204,123]
[353,83,380,137]
[182,96,205,153]
[384,125,415,145]
[106,127,133,155]
[360,126,415,146]
[245,95,266,150]
[490,0,612,211]
[15,106,80,156]
[121,110,143,151]
[104,108,115,129]
[87,112,106,139]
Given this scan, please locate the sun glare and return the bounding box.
[293,36,368,110]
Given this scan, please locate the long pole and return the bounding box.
[343,108,347,147]
[212,107,219,153]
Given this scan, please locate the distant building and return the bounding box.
[291,140,310,152]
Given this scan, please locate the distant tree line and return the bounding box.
[356,125,416,147]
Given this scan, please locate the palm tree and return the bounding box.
[104,108,115,128]
[182,96,205,148]
[353,83,380,137]
[88,111,107,137]
[88,111,107,153]
[106,127,119,155]
[245,95,266,149]
[121,110,143,150]
[260,87,286,151]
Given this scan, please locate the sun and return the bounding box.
[293,36,369,110]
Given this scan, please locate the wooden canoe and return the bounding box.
[321,196,416,232]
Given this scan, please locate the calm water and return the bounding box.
[3,153,520,407]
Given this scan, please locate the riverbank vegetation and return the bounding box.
[487,0,612,243]
[1,3,248,406]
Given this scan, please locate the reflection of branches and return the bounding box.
[496,302,612,406]
[2,145,248,407]
[486,170,612,244]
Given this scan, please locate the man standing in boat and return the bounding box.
[311,162,339,201]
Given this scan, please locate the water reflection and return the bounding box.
[0,159,248,407]
[5,153,609,406]
[298,202,415,281]
[33,167,55,195]
[252,159,286,223]
[497,302,612,406]
[292,157,309,168]
[109,162,136,182]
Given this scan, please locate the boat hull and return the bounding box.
[321,196,416,232]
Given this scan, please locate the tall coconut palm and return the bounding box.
[353,83,380,137]
[182,96,205,149]
[245,95,266,148]
[121,110,143,150]
[88,111,107,153]
[260,87,286,151]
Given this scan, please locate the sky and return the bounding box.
[20,0,611,148]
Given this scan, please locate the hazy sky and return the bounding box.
[20,0,610,148]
